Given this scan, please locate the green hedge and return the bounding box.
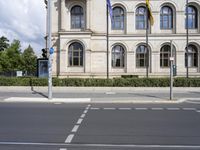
[0,77,200,87]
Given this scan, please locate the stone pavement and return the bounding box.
[0,86,200,103]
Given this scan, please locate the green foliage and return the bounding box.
[5,40,22,72]
[0,77,200,87]
[0,36,9,51]
[0,36,37,76]
[21,45,37,75]
[121,75,139,78]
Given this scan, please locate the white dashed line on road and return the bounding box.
[118,108,132,110]
[65,104,91,143]
[80,114,86,118]
[167,108,180,110]
[135,108,148,110]
[65,134,74,143]
[196,110,200,113]
[77,118,83,124]
[182,108,196,111]
[71,125,79,133]
[83,110,88,114]
[90,107,100,110]
[60,148,67,150]
[104,108,116,110]
[151,108,164,110]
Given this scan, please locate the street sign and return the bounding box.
[49,47,54,55]
[170,57,174,61]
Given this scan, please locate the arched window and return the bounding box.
[136,6,146,29]
[186,6,198,29]
[160,6,173,29]
[68,42,83,67]
[185,45,198,67]
[112,7,124,30]
[71,6,84,29]
[160,45,175,67]
[136,45,148,67]
[112,45,125,67]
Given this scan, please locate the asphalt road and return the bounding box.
[0,102,200,150]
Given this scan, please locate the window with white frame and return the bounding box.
[68,42,83,67]
[112,7,124,30]
[160,6,173,29]
[136,6,146,29]
[112,45,125,68]
[71,5,84,29]
[185,45,198,67]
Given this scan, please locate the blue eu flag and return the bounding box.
[107,0,113,23]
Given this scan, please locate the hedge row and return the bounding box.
[0,77,200,87]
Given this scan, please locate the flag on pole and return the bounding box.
[107,0,113,23]
[146,0,154,25]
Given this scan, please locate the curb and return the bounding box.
[3,97,91,103]
[1,97,186,104]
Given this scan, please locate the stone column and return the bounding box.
[60,0,65,31]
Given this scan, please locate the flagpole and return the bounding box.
[146,2,149,78]
[106,2,109,79]
[186,0,189,78]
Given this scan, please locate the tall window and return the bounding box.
[186,6,198,29]
[136,6,146,29]
[68,42,83,67]
[160,45,175,67]
[112,7,124,30]
[136,45,148,67]
[112,45,125,68]
[160,6,173,29]
[71,6,84,29]
[185,45,198,67]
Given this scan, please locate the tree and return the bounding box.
[0,36,9,51]
[21,45,37,75]
[5,40,23,72]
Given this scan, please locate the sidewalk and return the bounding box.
[0,86,200,103]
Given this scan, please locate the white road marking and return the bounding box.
[182,108,196,111]
[105,92,116,95]
[71,125,79,133]
[65,134,74,143]
[104,108,116,110]
[119,108,131,110]
[60,148,67,150]
[54,102,62,105]
[167,108,180,110]
[83,110,88,114]
[77,119,83,124]
[196,110,200,113]
[90,107,100,110]
[80,114,86,118]
[0,142,200,149]
[151,108,164,110]
[135,108,148,110]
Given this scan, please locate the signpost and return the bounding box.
[170,40,174,100]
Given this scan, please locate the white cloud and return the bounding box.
[0,0,46,56]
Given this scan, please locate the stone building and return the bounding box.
[51,0,200,78]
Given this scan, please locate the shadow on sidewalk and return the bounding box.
[30,86,48,98]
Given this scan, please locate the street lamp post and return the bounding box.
[47,0,52,99]
[170,40,174,100]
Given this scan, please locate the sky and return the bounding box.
[0,0,46,57]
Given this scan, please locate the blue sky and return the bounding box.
[0,0,46,56]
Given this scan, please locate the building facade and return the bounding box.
[51,0,200,78]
